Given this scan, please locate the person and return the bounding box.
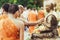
[2,3,10,14]
[37,10,45,20]
[18,6,44,34]
[18,5,25,16]
[8,4,25,40]
[33,9,45,34]
[28,10,37,34]
[0,3,10,20]
[0,4,21,40]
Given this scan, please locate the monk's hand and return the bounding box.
[37,18,44,24]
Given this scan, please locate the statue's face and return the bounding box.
[46,5,51,13]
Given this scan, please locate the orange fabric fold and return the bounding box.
[28,11,37,34]
[0,15,19,40]
[38,10,45,19]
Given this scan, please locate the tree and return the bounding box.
[0,0,9,7]
[0,0,43,10]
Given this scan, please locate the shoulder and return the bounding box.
[14,19,24,28]
[0,14,7,20]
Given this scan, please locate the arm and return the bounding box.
[19,21,24,40]
[20,18,44,26]
[42,21,50,28]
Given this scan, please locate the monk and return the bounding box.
[0,3,10,20]
[37,10,45,19]
[0,4,24,40]
[28,10,37,34]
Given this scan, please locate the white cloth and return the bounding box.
[8,14,24,29]
[57,12,60,26]
[0,9,3,15]
[21,10,29,20]
[45,10,58,20]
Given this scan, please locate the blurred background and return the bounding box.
[0,0,60,10]
[0,0,43,10]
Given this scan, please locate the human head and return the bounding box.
[8,4,19,14]
[18,5,25,14]
[2,3,10,12]
[8,4,20,18]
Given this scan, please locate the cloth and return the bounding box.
[0,14,24,40]
[28,11,37,34]
[38,10,45,19]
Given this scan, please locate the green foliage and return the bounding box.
[0,0,9,7]
[0,0,43,9]
[9,0,14,4]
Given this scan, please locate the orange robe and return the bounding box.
[37,10,45,19]
[28,11,37,34]
[0,15,19,40]
[0,14,7,20]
